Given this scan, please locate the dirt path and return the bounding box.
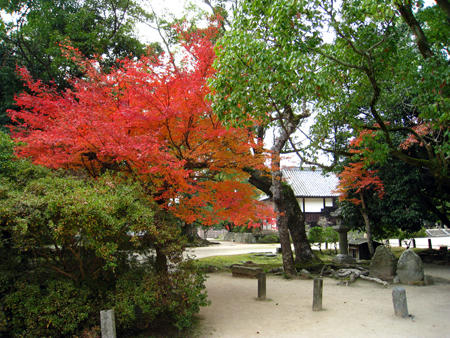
[196,271,450,338]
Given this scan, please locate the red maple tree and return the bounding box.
[336,130,385,204]
[336,130,385,255]
[9,23,271,227]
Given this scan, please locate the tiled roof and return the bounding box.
[281,167,339,197]
[425,229,450,237]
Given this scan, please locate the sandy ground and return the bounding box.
[196,267,450,338]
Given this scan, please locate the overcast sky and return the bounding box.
[136,0,212,45]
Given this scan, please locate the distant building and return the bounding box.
[348,238,382,260]
[260,167,339,230]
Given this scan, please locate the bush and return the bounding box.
[256,234,280,243]
[0,133,209,335]
[3,278,94,336]
[323,227,339,244]
[113,262,209,333]
[413,227,427,238]
[308,226,324,244]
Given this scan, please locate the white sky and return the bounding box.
[135,0,212,45]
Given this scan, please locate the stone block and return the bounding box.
[100,309,116,338]
[392,287,409,318]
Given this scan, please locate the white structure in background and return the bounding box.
[261,167,339,230]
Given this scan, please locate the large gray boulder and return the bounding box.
[397,249,424,284]
[370,245,397,281]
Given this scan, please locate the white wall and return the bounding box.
[297,197,333,212]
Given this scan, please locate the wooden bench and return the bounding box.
[231,264,263,278]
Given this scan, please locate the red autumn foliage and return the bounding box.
[8,23,271,227]
[336,130,385,205]
[400,123,431,150]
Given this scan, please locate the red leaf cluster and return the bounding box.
[335,131,385,205]
[9,25,272,227]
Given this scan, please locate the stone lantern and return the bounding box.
[331,208,349,256]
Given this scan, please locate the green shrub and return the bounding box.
[3,279,94,337]
[308,226,324,244]
[112,262,209,333]
[323,227,338,244]
[413,227,427,238]
[0,133,208,335]
[256,234,280,243]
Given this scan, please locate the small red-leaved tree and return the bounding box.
[9,23,271,270]
[336,130,384,255]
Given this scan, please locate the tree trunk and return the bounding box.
[271,150,296,276]
[155,247,168,273]
[359,192,374,256]
[246,168,316,267]
[281,183,315,265]
[183,223,203,243]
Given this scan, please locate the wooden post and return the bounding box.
[392,287,409,318]
[412,238,416,248]
[398,239,402,247]
[428,238,432,249]
[312,278,323,311]
[257,273,266,300]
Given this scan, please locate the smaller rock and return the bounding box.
[299,269,312,279]
[397,249,424,284]
[370,245,397,282]
[332,254,356,265]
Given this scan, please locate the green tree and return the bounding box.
[323,227,339,253]
[212,0,449,248]
[210,0,321,275]
[0,0,149,127]
[308,227,324,253]
[341,154,439,240]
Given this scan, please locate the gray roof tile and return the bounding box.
[282,167,339,197]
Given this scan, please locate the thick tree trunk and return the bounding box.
[183,223,203,243]
[359,192,374,256]
[281,183,315,264]
[271,150,296,276]
[246,169,315,267]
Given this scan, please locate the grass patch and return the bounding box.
[390,246,427,258]
[195,250,339,273]
[195,253,283,272]
[313,249,337,263]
